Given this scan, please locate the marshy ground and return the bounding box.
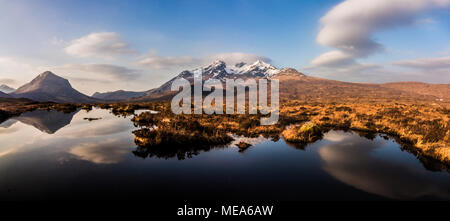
[128,99,450,168]
[1,98,449,168]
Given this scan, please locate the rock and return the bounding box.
[236,142,252,152]
[83,117,101,121]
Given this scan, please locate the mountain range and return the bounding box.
[132,60,449,102]
[134,60,302,101]
[1,60,449,103]
[272,69,447,102]
[0,84,15,93]
[92,90,146,101]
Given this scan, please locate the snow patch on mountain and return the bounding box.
[175,59,281,81]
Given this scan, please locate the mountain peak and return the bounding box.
[235,62,246,68]
[238,60,279,77]
[0,84,15,93]
[14,71,71,94]
[205,60,227,70]
[11,71,96,103]
[212,60,226,65]
[196,60,228,78]
[252,59,268,65]
[250,60,275,68]
[278,68,305,76]
[37,71,61,80]
[24,71,70,88]
[40,71,54,76]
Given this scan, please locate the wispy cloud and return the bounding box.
[138,51,202,69]
[208,52,272,66]
[64,32,135,58]
[392,56,450,69]
[309,50,354,67]
[50,64,141,81]
[138,52,272,69]
[414,17,436,25]
[0,78,17,85]
[65,77,112,84]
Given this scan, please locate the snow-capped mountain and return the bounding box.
[198,60,231,79]
[232,60,280,77]
[138,60,283,100]
[168,59,280,82]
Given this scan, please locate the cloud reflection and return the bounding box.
[318,131,450,200]
[69,139,131,164]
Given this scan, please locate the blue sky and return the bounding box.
[0,0,449,94]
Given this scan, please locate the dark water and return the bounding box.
[0,108,449,201]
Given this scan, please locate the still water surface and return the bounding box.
[0,108,449,200]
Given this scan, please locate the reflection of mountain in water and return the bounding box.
[0,119,17,128]
[15,110,79,134]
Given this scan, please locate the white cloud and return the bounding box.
[64,32,135,58]
[138,51,201,69]
[309,50,354,67]
[138,52,272,69]
[316,0,450,58]
[307,0,450,82]
[303,62,382,82]
[207,52,272,66]
[391,56,450,69]
[69,139,130,164]
[50,64,141,81]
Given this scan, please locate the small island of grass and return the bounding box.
[282,122,323,144]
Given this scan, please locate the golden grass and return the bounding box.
[282,122,323,143]
[0,99,448,166]
[280,100,450,164]
[128,100,449,165]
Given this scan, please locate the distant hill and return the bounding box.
[133,60,447,103]
[11,71,98,103]
[380,82,450,101]
[92,90,146,101]
[0,84,15,93]
[0,91,11,98]
[273,69,440,102]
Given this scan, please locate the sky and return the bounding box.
[0,0,449,95]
